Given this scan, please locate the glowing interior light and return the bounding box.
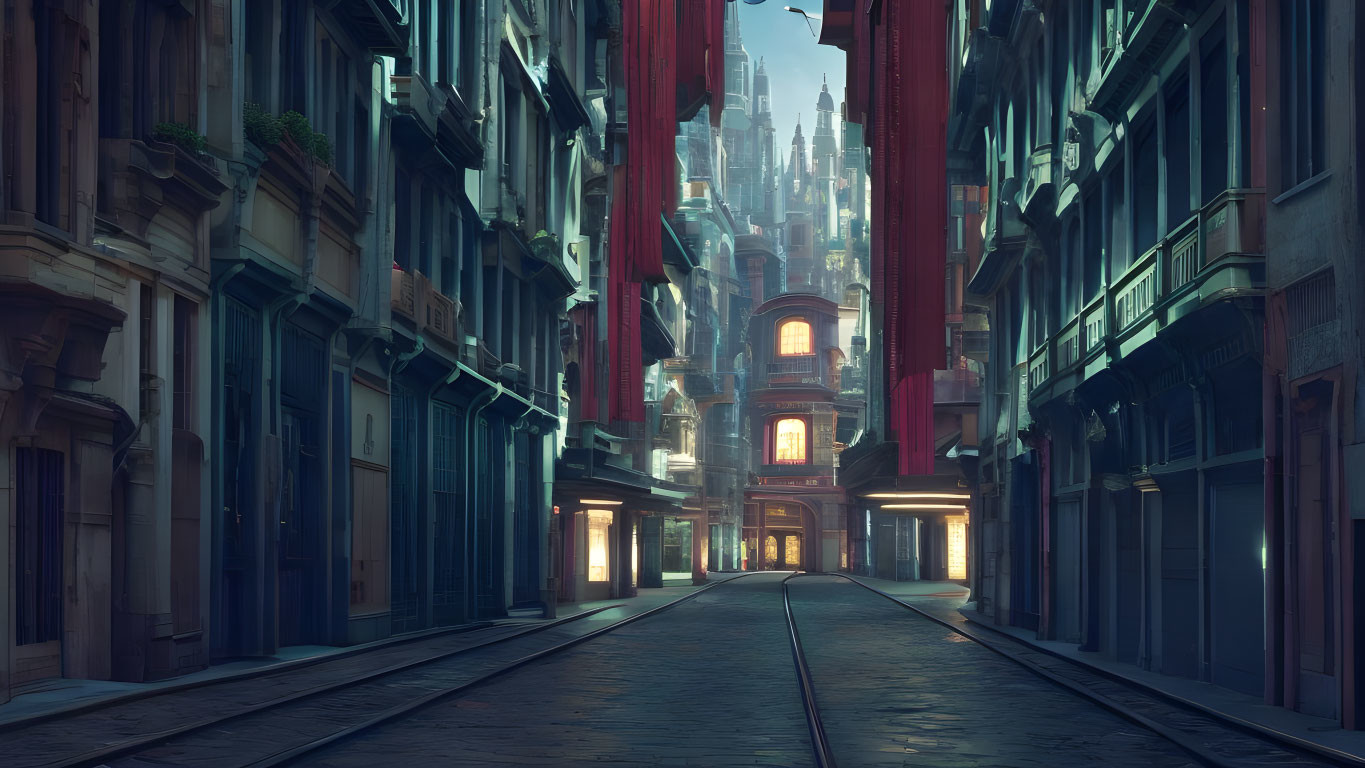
[880,503,970,511]
[946,515,968,580]
[587,509,613,583]
[863,492,972,499]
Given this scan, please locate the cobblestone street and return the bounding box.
[0,573,1344,766]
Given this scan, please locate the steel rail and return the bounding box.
[0,619,501,734]
[781,572,840,768]
[37,607,619,768]
[820,573,1351,768]
[247,572,763,767]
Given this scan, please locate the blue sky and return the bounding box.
[735,2,848,159]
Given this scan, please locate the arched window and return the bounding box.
[773,418,807,464]
[777,318,812,356]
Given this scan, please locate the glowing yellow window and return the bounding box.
[778,319,812,356]
[587,509,613,583]
[774,418,807,464]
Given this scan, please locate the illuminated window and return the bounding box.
[774,418,807,464]
[946,515,968,580]
[778,319,812,356]
[785,535,801,568]
[588,509,613,582]
[765,535,778,568]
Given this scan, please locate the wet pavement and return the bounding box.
[3,572,1295,767]
[787,575,1200,768]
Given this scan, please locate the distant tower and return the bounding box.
[723,2,751,113]
[754,57,771,118]
[812,75,838,183]
[789,116,808,201]
[811,76,839,245]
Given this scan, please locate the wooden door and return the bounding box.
[349,465,389,615]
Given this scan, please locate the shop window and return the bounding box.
[765,535,778,569]
[587,509,612,582]
[785,535,801,568]
[663,518,693,574]
[778,319,813,356]
[946,515,968,580]
[773,417,808,464]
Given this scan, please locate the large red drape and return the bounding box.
[606,1,730,424]
[677,0,726,127]
[867,0,947,475]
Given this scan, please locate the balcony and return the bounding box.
[331,0,408,56]
[1025,189,1265,402]
[1019,146,1055,229]
[391,267,419,321]
[934,369,982,406]
[767,356,817,380]
[424,287,460,346]
[1088,1,1184,121]
[392,267,463,349]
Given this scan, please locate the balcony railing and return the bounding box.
[767,356,816,377]
[1025,189,1265,400]
[392,268,419,320]
[392,267,461,347]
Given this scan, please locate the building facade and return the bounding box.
[941,0,1365,730]
[2,0,724,705]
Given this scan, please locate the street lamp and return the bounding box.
[784,6,822,37]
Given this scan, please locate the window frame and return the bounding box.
[769,415,811,465]
[1279,0,1326,190]
[775,317,814,357]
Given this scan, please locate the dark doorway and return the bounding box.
[278,324,327,646]
[765,531,802,570]
[512,430,541,606]
[219,297,261,657]
[432,401,466,626]
[390,385,424,634]
[16,448,64,653]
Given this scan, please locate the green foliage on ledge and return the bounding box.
[245,103,331,165]
[152,122,207,154]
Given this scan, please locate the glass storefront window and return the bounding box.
[785,534,801,568]
[588,509,613,583]
[663,518,693,574]
[765,535,778,569]
[946,514,968,580]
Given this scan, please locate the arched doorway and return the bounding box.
[743,499,818,571]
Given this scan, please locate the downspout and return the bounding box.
[465,381,505,619]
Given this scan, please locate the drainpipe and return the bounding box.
[464,381,505,619]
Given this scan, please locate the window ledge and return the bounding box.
[1272,170,1332,206]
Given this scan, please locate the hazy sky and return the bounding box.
[736,2,848,162]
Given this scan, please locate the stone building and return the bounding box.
[1262,0,1364,728]
[0,0,628,704]
[942,0,1341,722]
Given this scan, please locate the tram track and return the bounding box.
[782,572,1353,768]
[44,574,756,768]
[10,576,751,768]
